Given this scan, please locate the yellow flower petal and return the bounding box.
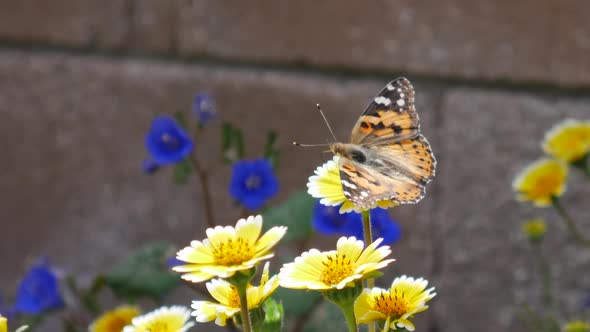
[543,119,590,162]
[0,316,6,332]
[173,215,286,283]
[89,306,141,332]
[122,306,193,332]
[307,157,399,213]
[512,158,568,206]
[279,236,394,290]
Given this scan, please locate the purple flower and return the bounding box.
[229,159,279,210]
[193,93,216,126]
[145,116,193,165]
[14,260,64,314]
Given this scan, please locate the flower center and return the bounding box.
[160,132,180,151]
[319,254,354,286]
[211,238,255,266]
[228,286,241,308]
[144,321,172,332]
[533,174,560,196]
[374,290,409,317]
[245,175,261,190]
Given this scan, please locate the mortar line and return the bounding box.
[1,41,590,99]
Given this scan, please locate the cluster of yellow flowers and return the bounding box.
[513,119,590,330]
[166,214,434,332]
[513,119,590,206]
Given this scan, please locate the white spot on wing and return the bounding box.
[386,83,394,90]
[361,191,369,197]
[396,99,405,106]
[341,180,358,190]
[374,96,391,106]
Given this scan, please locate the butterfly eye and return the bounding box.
[350,150,367,163]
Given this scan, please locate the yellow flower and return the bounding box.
[564,320,590,332]
[307,156,398,213]
[512,159,568,206]
[192,262,279,326]
[543,119,590,163]
[90,305,141,332]
[0,315,6,332]
[354,275,436,332]
[278,236,394,290]
[521,218,546,242]
[122,306,193,332]
[173,215,287,283]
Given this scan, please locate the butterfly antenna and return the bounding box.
[292,142,331,147]
[316,103,338,142]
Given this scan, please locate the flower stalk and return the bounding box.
[531,241,552,308]
[552,197,590,247]
[361,210,376,332]
[237,283,253,332]
[190,150,215,228]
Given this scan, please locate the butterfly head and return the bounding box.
[331,143,368,164]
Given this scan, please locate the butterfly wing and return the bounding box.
[350,77,420,145]
[339,134,436,207]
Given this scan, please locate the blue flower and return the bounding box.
[312,203,402,246]
[14,260,64,314]
[145,116,193,165]
[193,92,216,125]
[229,159,279,210]
[312,201,358,235]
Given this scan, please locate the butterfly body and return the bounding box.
[331,78,436,209]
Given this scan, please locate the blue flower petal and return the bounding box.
[145,116,194,165]
[337,208,401,246]
[14,260,64,314]
[229,159,279,210]
[312,201,357,235]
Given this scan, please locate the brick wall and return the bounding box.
[1,1,589,331]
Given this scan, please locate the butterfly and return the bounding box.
[330,77,436,209]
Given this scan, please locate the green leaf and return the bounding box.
[264,130,280,168]
[173,111,188,129]
[273,288,322,316]
[259,297,284,332]
[221,122,245,164]
[172,158,193,184]
[303,301,349,332]
[262,190,315,242]
[105,242,181,302]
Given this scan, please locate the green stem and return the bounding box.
[361,210,375,332]
[340,301,359,332]
[531,242,552,309]
[190,141,216,228]
[237,283,252,332]
[552,198,590,247]
[572,154,590,180]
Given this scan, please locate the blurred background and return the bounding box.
[1,1,590,331]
